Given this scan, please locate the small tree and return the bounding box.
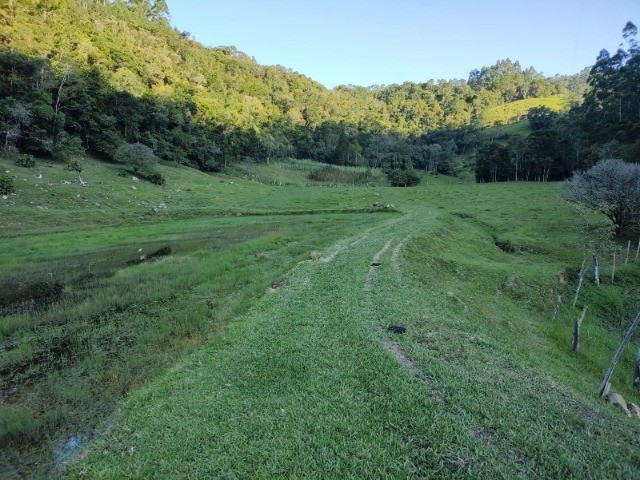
[386,169,421,187]
[114,142,165,184]
[527,106,557,131]
[561,159,640,236]
[0,174,14,195]
[114,142,158,172]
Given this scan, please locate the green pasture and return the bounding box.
[1,156,639,478]
[480,95,572,127]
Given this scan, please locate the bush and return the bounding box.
[114,142,165,185]
[14,154,35,168]
[67,159,83,173]
[114,142,158,171]
[144,171,166,185]
[386,169,421,187]
[0,174,14,194]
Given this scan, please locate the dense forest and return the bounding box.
[0,0,637,182]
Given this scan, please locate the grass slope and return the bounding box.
[480,95,573,127]
[0,156,392,239]
[229,158,388,187]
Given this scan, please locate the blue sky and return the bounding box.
[166,0,639,88]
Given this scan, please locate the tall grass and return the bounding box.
[308,165,379,186]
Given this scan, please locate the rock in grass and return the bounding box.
[628,403,640,419]
[607,393,631,416]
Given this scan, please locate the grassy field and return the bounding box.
[480,95,573,127]
[2,156,640,478]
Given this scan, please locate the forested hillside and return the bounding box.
[1,0,586,177]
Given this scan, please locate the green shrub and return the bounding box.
[145,171,166,185]
[14,154,36,168]
[114,142,158,171]
[0,174,14,194]
[67,159,83,173]
[386,169,421,187]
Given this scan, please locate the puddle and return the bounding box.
[52,432,92,465]
[125,245,172,266]
[0,230,264,315]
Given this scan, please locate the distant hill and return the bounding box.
[0,0,588,172]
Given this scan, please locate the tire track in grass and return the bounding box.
[320,213,409,264]
[363,240,391,293]
[69,210,450,479]
[361,212,632,478]
[319,226,374,263]
[318,237,351,263]
[361,222,527,475]
[362,233,439,398]
[391,235,410,285]
[381,340,439,395]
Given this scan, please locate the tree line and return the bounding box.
[475,22,640,183]
[0,0,599,181]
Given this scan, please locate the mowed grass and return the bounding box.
[59,180,640,478]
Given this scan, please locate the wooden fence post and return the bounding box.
[612,253,616,283]
[573,306,587,352]
[553,295,562,320]
[573,259,586,307]
[593,254,600,286]
[634,347,640,390]
[599,311,640,396]
[625,240,631,266]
